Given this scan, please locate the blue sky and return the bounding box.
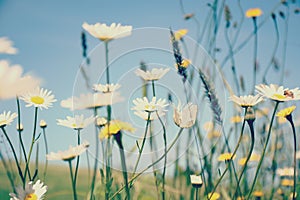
[0,0,300,168]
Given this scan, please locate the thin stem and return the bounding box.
[195,188,199,200]
[208,108,247,198]
[252,17,258,95]
[42,127,48,181]
[74,129,81,186]
[90,108,99,200]
[151,80,156,97]
[68,160,78,200]
[132,112,151,175]
[156,111,167,200]
[234,119,255,198]
[247,101,279,199]
[105,41,110,85]
[24,107,39,182]
[110,128,184,200]
[286,115,297,200]
[115,134,130,200]
[1,127,24,184]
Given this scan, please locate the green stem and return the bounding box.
[269,129,279,200]
[157,111,167,200]
[68,160,78,200]
[1,127,24,184]
[209,108,247,198]
[90,108,99,200]
[286,115,297,200]
[24,107,39,182]
[247,101,279,199]
[74,129,81,186]
[195,188,199,200]
[42,127,48,181]
[234,119,255,198]
[105,41,110,85]
[152,80,156,97]
[110,128,184,200]
[252,17,258,95]
[115,134,130,200]
[132,112,151,175]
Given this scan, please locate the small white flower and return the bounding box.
[47,143,88,161]
[190,174,203,188]
[173,102,197,128]
[20,87,56,110]
[0,60,40,100]
[0,37,18,54]
[135,68,170,81]
[82,22,132,41]
[61,92,124,110]
[57,115,95,130]
[39,120,47,128]
[0,111,17,128]
[9,179,47,200]
[132,97,168,113]
[93,83,121,93]
[229,94,263,107]
[255,84,300,102]
[134,110,166,121]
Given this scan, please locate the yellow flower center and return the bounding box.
[272,94,286,100]
[145,105,156,110]
[31,96,45,105]
[25,193,37,200]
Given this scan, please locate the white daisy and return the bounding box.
[60,92,124,110]
[93,83,121,93]
[0,111,17,128]
[57,115,95,130]
[9,179,47,200]
[132,97,168,113]
[82,22,132,41]
[173,102,197,128]
[229,94,263,108]
[0,60,40,100]
[0,37,18,54]
[135,68,170,81]
[46,143,88,161]
[20,87,56,110]
[255,84,300,102]
[134,110,166,121]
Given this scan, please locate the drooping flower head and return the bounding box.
[256,84,300,102]
[246,8,263,18]
[57,115,95,130]
[9,180,47,200]
[276,106,296,118]
[173,102,197,128]
[47,143,88,161]
[39,120,47,128]
[0,37,18,54]
[229,94,263,108]
[99,119,135,139]
[0,60,40,100]
[82,22,132,42]
[20,87,56,110]
[135,68,170,81]
[0,111,17,128]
